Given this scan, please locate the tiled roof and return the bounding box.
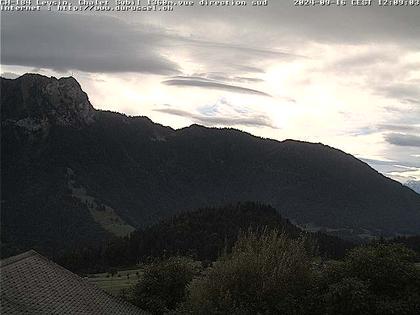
[0,250,146,314]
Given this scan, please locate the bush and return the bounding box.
[130,234,420,314]
[323,277,372,315]
[132,256,200,315]
[314,243,420,315]
[183,229,314,315]
[343,243,419,296]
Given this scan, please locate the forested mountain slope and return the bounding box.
[2,74,419,254]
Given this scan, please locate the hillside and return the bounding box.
[1,74,420,254]
[57,202,355,273]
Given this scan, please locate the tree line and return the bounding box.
[130,229,420,314]
[56,202,355,273]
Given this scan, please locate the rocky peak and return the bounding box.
[1,73,96,129]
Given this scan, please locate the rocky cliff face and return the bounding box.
[1,74,95,130]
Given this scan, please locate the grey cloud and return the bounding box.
[361,158,396,167]
[171,76,215,82]
[160,34,303,76]
[385,133,420,147]
[3,2,420,79]
[233,65,266,74]
[1,11,287,77]
[333,51,397,69]
[370,84,420,128]
[162,79,271,97]
[382,103,420,125]
[360,159,420,184]
[0,72,20,79]
[402,99,420,105]
[170,36,305,59]
[234,77,264,83]
[192,65,265,75]
[349,127,377,137]
[329,51,399,76]
[154,108,276,129]
[202,73,264,83]
[174,73,264,84]
[405,180,420,194]
[377,124,420,133]
[1,12,179,75]
[149,3,420,48]
[378,83,420,100]
[348,124,420,137]
[361,158,418,169]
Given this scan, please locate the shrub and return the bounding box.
[343,243,420,296]
[132,256,200,315]
[183,229,314,315]
[323,277,372,315]
[314,243,420,315]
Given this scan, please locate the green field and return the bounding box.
[87,268,143,296]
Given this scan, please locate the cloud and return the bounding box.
[170,72,267,86]
[170,36,305,59]
[233,65,266,74]
[360,158,420,183]
[154,100,277,129]
[387,167,420,182]
[402,99,420,105]
[377,124,420,133]
[3,2,420,79]
[162,78,271,97]
[192,73,265,84]
[233,77,264,83]
[376,83,420,101]
[348,124,420,137]
[0,72,20,79]
[361,158,397,167]
[405,180,420,193]
[385,133,420,147]
[1,11,302,78]
[173,73,265,87]
[1,12,179,75]
[155,108,275,128]
[150,3,420,48]
[171,76,217,82]
[332,50,397,71]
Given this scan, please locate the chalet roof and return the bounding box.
[0,250,146,314]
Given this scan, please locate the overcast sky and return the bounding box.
[1,2,419,183]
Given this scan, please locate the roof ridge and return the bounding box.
[1,250,144,310]
[0,250,40,267]
[1,250,146,314]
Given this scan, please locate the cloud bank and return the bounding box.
[162,77,271,96]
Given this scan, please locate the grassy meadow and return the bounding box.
[87,268,143,296]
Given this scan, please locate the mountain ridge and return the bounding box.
[2,74,420,254]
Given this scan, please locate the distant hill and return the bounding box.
[128,202,355,261]
[406,180,420,194]
[2,74,420,254]
[57,202,355,273]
